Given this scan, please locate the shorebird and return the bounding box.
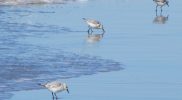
[153,0,169,11]
[39,81,69,99]
[82,18,105,33]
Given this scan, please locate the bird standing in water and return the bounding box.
[83,18,105,33]
[39,81,69,99]
[153,0,169,11]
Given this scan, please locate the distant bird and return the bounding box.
[39,81,69,99]
[153,0,169,11]
[83,18,105,33]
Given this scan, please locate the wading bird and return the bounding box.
[83,18,105,33]
[39,81,69,99]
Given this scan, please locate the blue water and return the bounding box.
[1,0,182,100]
[0,1,123,99]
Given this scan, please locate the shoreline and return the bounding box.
[10,69,182,100]
[10,70,124,100]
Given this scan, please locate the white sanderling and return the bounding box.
[153,0,169,11]
[39,81,69,99]
[83,18,105,33]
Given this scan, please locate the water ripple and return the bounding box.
[0,18,123,100]
[0,2,123,99]
[0,42,123,99]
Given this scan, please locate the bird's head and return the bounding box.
[166,1,169,7]
[99,25,105,32]
[63,83,69,94]
[38,83,46,87]
[98,24,103,29]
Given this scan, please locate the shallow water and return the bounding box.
[0,1,123,99]
[1,0,182,100]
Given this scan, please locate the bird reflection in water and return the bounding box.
[86,31,105,43]
[153,11,169,24]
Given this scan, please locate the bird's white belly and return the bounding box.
[49,87,63,93]
[157,2,165,6]
[88,23,99,28]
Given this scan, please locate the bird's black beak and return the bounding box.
[166,2,169,7]
[38,83,45,87]
[67,89,69,94]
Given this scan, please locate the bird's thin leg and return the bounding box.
[54,93,58,99]
[101,32,104,37]
[155,5,158,11]
[52,92,54,99]
[166,15,169,20]
[88,26,91,33]
[88,30,92,35]
[87,29,90,33]
[90,28,93,32]
[160,6,163,12]
[160,9,162,16]
[155,8,158,16]
[102,27,105,33]
[88,30,93,34]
